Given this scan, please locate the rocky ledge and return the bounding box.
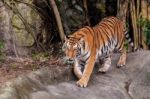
[0,51,150,99]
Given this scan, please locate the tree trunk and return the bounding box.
[148,4,150,19]
[117,0,128,22]
[49,0,65,42]
[130,0,138,49]
[137,0,141,47]
[141,0,148,49]
[83,0,90,26]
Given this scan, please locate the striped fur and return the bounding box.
[63,16,132,87]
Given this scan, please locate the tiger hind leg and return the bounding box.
[98,55,111,73]
[117,47,126,67]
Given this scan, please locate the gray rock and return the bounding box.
[29,51,150,99]
[0,51,150,99]
[30,91,53,99]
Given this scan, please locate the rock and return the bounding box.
[0,51,150,99]
[0,67,73,99]
[30,51,150,99]
[30,91,52,99]
[129,64,150,99]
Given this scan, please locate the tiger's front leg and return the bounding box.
[98,55,111,73]
[76,55,96,88]
[74,60,83,79]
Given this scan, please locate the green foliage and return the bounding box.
[137,18,150,46]
[96,3,106,13]
[56,0,62,7]
[0,40,5,60]
[0,41,4,50]
[10,63,17,69]
[124,39,129,50]
[31,52,49,61]
[29,64,37,71]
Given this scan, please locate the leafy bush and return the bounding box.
[137,18,150,46]
[31,52,49,61]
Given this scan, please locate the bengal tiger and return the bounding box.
[63,16,133,88]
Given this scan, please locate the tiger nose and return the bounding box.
[66,58,74,65]
[68,58,74,61]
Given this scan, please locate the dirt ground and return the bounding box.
[0,56,65,85]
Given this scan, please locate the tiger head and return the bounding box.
[63,35,85,65]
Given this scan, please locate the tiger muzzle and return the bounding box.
[66,58,74,65]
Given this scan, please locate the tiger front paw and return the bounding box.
[98,67,108,73]
[76,78,88,88]
[98,64,110,73]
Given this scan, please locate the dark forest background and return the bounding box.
[0,0,150,59]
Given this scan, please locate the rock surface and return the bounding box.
[0,51,150,99]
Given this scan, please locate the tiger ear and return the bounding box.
[68,35,74,38]
[66,35,69,38]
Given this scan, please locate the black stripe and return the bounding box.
[102,22,114,30]
[81,52,90,62]
[97,27,102,48]
[102,46,104,54]
[103,17,117,25]
[100,25,111,40]
[84,26,94,37]
[105,46,108,52]
[82,52,88,58]
[101,25,113,39]
[80,63,84,67]
[80,59,85,63]
[93,27,99,47]
[101,22,114,30]
[97,29,105,54]
[108,40,111,47]
[84,26,95,47]
[124,30,134,46]
[84,55,90,63]
[96,27,105,47]
[102,17,117,25]
[79,60,85,67]
[125,34,129,38]
[103,45,108,54]
[104,55,109,59]
[118,38,124,50]
[115,23,120,46]
[109,17,118,23]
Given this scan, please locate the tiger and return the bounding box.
[63,16,133,88]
